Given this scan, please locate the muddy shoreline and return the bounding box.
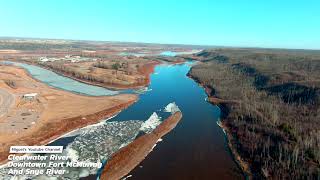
[217,120,251,178]
[187,72,251,178]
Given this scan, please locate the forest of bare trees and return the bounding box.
[39,62,113,84]
[188,49,320,179]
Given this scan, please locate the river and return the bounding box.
[105,62,242,179]
[4,61,242,179]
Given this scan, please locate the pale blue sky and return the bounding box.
[0,0,319,49]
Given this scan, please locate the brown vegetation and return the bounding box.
[3,79,17,89]
[37,59,159,90]
[188,48,320,179]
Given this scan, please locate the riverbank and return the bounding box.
[100,112,183,180]
[217,120,251,177]
[187,48,320,179]
[188,72,251,178]
[0,65,138,165]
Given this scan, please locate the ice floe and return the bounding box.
[0,103,181,180]
[0,120,144,180]
[164,102,180,114]
[139,112,161,133]
[56,114,119,139]
[66,120,143,164]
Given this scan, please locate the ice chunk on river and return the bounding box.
[0,106,179,179]
[164,102,180,114]
[139,112,161,133]
[0,120,144,180]
[67,120,143,163]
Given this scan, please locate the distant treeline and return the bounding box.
[0,43,74,51]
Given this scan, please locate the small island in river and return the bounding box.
[101,111,183,180]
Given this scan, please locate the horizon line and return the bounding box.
[0,36,319,51]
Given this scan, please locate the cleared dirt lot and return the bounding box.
[0,65,137,164]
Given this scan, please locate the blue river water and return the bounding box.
[106,62,242,179]
[6,61,241,179]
